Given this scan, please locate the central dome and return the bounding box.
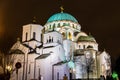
[47,12,78,23]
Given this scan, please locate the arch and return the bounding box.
[53,23,55,28]
[52,37,53,42]
[47,39,48,43]
[87,45,93,49]
[57,23,60,27]
[25,32,28,41]
[79,45,81,49]
[62,32,66,39]
[83,45,85,49]
[67,23,70,26]
[72,24,74,28]
[68,32,72,40]
[49,36,51,43]
[63,23,66,26]
[49,25,51,29]
[75,32,88,41]
[53,23,56,31]
[33,32,36,39]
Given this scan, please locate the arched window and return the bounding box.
[68,32,72,40]
[72,24,74,28]
[47,39,48,43]
[49,25,51,29]
[49,36,51,43]
[87,45,93,49]
[76,25,77,29]
[62,32,66,39]
[25,32,28,41]
[33,32,36,39]
[53,23,55,30]
[57,23,60,27]
[63,23,66,26]
[52,37,53,42]
[79,45,81,49]
[28,64,31,74]
[41,34,42,42]
[67,23,70,26]
[83,45,85,49]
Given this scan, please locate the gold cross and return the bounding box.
[60,6,64,12]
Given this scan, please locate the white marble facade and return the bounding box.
[9,11,111,80]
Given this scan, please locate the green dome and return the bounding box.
[77,36,96,42]
[47,12,78,23]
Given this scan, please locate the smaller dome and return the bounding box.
[47,12,78,23]
[77,35,96,42]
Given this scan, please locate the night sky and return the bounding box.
[0,0,120,68]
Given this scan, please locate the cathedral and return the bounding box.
[8,7,111,80]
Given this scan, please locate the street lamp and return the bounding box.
[6,65,12,80]
[6,65,12,72]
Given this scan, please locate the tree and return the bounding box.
[115,56,120,79]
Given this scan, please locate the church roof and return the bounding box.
[53,61,67,66]
[47,12,78,23]
[35,53,50,59]
[9,49,24,54]
[77,35,96,42]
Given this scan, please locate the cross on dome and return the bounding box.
[32,16,37,24]
[60,6,64,13]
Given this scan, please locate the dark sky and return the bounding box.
[0,0,120,66]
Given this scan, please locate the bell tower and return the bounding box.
[22,18,43,48]
[22,24,43,42]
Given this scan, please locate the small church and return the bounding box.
[8,7,111,80]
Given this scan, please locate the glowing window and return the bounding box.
[68,32,72,40]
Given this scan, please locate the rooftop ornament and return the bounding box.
[60,6,64,13]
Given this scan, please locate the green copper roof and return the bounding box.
[77,36,96,42]
[47,12,78,23]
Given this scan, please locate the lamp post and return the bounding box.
[6,65,12,72]
[6,65,12,80]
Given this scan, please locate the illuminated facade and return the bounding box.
[9,9,111,80]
